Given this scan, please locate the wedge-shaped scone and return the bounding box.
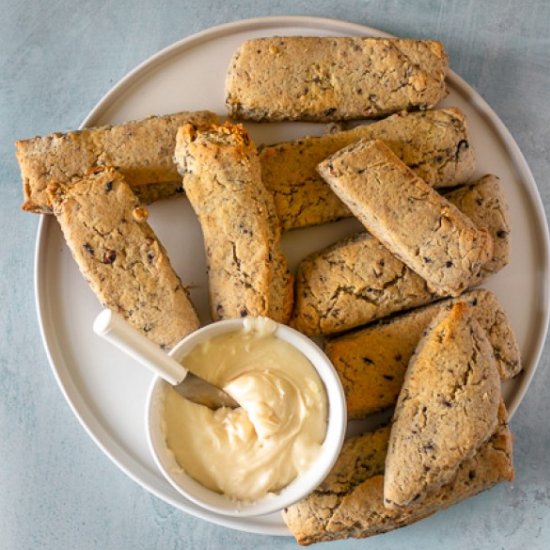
[17,110,219,213]
[326,289,521,419]
[47,167,200,349]
[283,404,513,545]
[259,108,475,230]
[174,122,293,323]
[291,175,509,336]
[384,303,501,509]
[318,140,493,296]
[226,37,448,122]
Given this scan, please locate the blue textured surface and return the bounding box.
[1,1,549,548]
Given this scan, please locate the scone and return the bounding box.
[259,108,475,230]
[291,231,435,336]
[17,110,218,213]
[445,175,510,282]
[384,303,501,508]
[326,289,521,419]
[318,139,493,296]
[226,37,448,121]
[47,167,200,349]
[174,122,293,323]
[283,404,513,545]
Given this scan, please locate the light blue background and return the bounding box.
[1,1,549,548]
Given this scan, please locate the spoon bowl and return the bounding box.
[146,318,347,517]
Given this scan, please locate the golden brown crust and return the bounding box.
[17,110,218,213]
[384,303,501,508]
[326,289,521,419]
[318,139,493,296]
[445,175,510,281]
[226,37,448,121]
[174,122,293,323]
[47,167,200,349]
[291,232,434,336]
[259,108,475,230]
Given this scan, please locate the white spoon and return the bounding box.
[93,309,239,410]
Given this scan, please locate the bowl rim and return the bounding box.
[145,317,347,517]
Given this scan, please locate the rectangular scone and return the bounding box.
[325,289,521,419]
[17,110,218,213]
[291,175,509,336]
[259,108,475,230]
[174,122,293,323]
[318,139,493,296]
[226,37,448,122]
[283,405,513,546]
[47,167,200,349]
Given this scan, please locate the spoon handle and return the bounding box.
[93,309,188,386]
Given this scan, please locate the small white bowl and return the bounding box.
[145,318,347,517]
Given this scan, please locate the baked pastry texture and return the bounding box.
[326,289,521,419]
[291,175,509,336]
[226,37,448,122]
[283,404,513,545]
[445,175,510,283]
[17,110,218,213]
[318,139,493,296]
[47,167,200,349]
[292,231,434,336]
[384,303,501,508]
[174,122,293,323]
[259,108,475,230]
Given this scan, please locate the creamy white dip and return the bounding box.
[162,317,327,501]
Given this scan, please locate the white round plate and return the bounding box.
[35,16,550,537]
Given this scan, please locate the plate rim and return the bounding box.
[33,14,550,538]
